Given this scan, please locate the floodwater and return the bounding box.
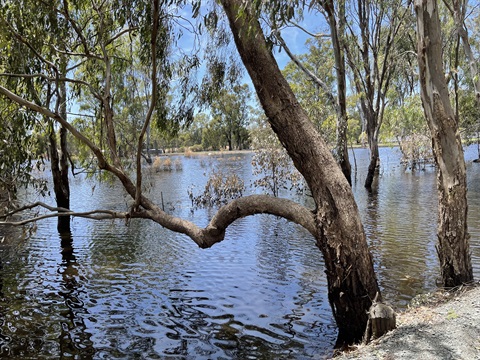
[0,146,479,359]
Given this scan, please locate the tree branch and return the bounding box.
[147,195,317,249]
[0,73,102,100]
[1,195,317,250]
[275,31,338,113]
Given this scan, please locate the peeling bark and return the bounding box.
[415,0,473,287]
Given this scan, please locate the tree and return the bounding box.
[0,0,382,346]
[0,0,71,231]
[282,39,338,146]
[343,0,413,189]
[444,0,480,107]
[415,0,473,286]
[219,0,380,345]
[0,99,46,206]
[209,83,252,150]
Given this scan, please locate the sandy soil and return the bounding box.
[333,284,480,360]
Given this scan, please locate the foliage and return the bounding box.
[0,100,47,206]
[381,95,433,167]
[458,89,480,158]
[206,83,252,150]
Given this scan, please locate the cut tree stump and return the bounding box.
[363,293,396,344]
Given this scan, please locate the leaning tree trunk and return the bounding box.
[220,0,380,346]
[415,0,473,287]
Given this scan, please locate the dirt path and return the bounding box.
[334,285,480,359]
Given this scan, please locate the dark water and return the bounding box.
[0,146,479,359]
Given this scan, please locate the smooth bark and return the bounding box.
[446,0,480,107]
[415,0,473,286]
[343,0,407,189]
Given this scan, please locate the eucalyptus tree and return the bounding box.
[343,0,414,189]
[0,0,384,347]
[444,0,480,107]
[0,99,46,206]
[415,0,473,286]
[282,39,338,145]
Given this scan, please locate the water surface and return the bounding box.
[0,146,479,359]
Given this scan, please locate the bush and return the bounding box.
[188,170,245,207]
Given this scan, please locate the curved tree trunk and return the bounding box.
[415,0,473,287]
[220,0,380,346]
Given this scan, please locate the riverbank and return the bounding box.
[334,284,480,359]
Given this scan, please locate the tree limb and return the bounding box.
[274,31,339,113]
[1,196,317,249]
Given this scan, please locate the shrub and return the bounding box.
[188,170,245,207]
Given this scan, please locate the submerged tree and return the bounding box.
[275,0,352,184]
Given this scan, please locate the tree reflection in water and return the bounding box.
[58,230,94,359]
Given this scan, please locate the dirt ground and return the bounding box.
[332,284,480,360]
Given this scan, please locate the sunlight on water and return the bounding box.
[0,147,479,358]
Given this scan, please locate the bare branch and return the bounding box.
[288,21,331,38]
[275,31,338,112]
[146,195,317,249]
[1,195,317,250]
[1,210,133,226]
[0,73,102,100]
[51,45,103,60]
[106,26,139,46]
[0,201,131,225]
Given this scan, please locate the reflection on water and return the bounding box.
[0,147,479,358]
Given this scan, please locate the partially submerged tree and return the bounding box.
[415,0,473,286]
[343,0,413,189]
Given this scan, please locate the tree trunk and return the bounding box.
[415,0,473,287]
[49,123,70,233]
[365,129,380,190]
[324,0,352,186]
[49,62,71,233]
[451,0,480,107]
[220,0,380,346]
